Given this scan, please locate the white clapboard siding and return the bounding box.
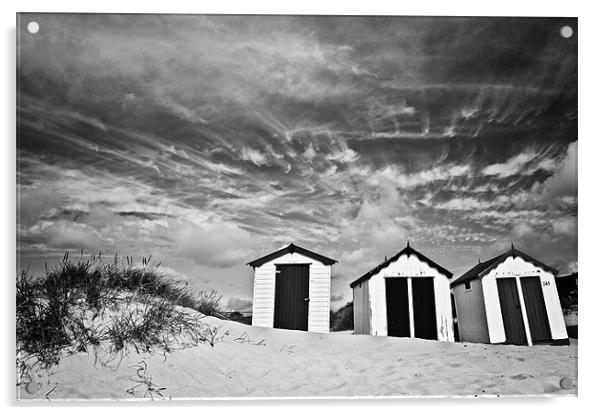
[251,264,277,328]
[308,262,331,332]
[251,251,333,333]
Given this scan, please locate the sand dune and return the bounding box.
[18,314,577,400]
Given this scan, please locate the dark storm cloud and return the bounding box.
[17,14,577,302]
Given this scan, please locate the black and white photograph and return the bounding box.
[15,12,578,400]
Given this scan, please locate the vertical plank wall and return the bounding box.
[352,281,371,334]
[452,278,490,343]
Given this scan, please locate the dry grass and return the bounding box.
[16,252,222,371]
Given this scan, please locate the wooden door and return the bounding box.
[412,278,438,340]
[385,278,410,337]
[497,278,528,345]
[520,277,552,343]
[274,264,309,331]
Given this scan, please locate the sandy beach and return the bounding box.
[18,313,577,400]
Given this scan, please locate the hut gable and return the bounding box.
[350,242,452,288]
[451,245,558,288]
[248,243,337,268]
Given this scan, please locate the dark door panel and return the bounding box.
[497,278,528,345]
[412,278,438,340]
[520,277,552,343]
[385,278,410,337]
[274,264,309,331]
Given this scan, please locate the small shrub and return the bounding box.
[330,302,353,332]
[193,289,222,317]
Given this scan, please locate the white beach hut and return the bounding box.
[451,245,569,346]
[350,242,455,341]
[247,243,337,333]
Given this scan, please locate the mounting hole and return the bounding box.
[560,25,573,39]
[27,21,39,34]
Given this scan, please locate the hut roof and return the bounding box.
[247,243,337,268]
[349,243,453,288]
[450,246,558,288]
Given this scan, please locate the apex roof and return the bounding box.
[450,245,558,288]
[247,243,337,268]
[350,242,453,288]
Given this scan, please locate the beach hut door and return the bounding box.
[274,264,310,331]
[497,278,528,345]
[412,278,438,340]
[520,277,553,343]
[385,278,411,337]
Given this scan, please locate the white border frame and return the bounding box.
[2,1,597,413]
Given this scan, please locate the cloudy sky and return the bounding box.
[17,14,577,310]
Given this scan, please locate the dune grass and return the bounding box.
[16,252,222,370]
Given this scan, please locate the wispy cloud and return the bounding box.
[482,149,557,178]
[17,14,577,299]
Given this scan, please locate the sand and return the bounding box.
[17,314,577,400]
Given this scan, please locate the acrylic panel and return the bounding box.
[16,14,577,400]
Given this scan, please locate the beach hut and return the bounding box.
[450,245,569,346]
[350,242,455,341]
[247,243,337,333]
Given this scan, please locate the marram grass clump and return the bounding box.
[16,252,222,370]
